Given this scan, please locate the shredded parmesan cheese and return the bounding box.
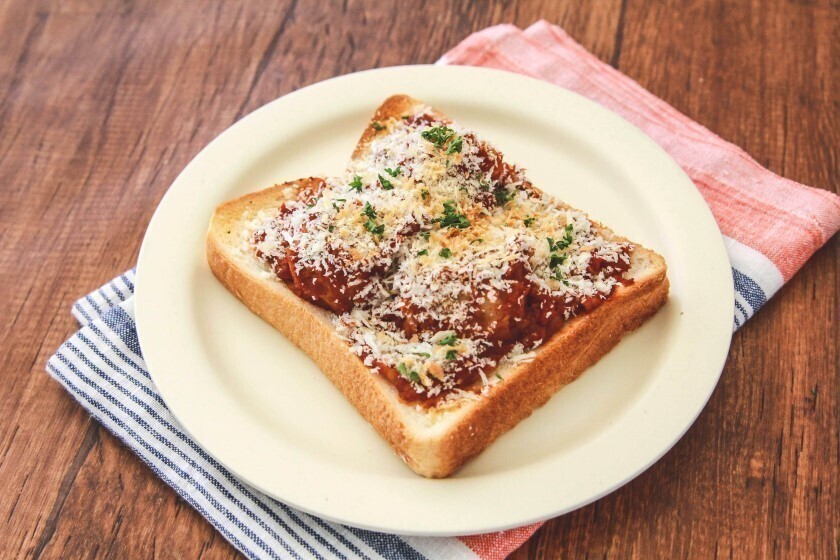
[249,107,632,405]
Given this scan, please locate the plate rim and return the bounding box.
[135,64,734,535]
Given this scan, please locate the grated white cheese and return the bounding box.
[251,108,632,405]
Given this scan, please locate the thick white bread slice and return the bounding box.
[207,181,669,478]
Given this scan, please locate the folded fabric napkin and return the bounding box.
[47,21,839,560]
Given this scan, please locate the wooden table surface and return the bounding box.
[1,0,837,558]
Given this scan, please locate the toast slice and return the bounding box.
[207,96,669,477]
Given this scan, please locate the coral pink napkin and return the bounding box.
[438,20,839,559]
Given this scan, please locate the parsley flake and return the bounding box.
[445,349,458,361]
[420,231,431,240]
[362,201,377,220]
[361,202,383,236]
[372,121,385,131]
[396,363,420,383]
[524,216,535,227]
[421,189,430,200]
[364,220,384,236]
[378,174,394,190]
[439,247,452,258]
[563,223,574,243]
[416,249,429,257]
[494,187,516,206]
[328,225,334,233]
[385,167,401,177]
[548,224,575,251]
[438,334,458,346]
[549,253,567,268]
[446,136,463,155]
[431,200,470,229]
[421,125,456,148]
[349,175,363,192]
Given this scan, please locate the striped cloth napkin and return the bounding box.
[47,21,839,560]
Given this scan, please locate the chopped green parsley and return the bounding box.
[421,125,456,149]
[365,220,384,236]
[494,187,516,206]
[549,253,567,268]
[361,202,383,236]
[446,136,463,155]
[431,200,470,229]
[438,333,458,346]
[548,224,575,251]
[378,174,394,190]
[362,201,377,219]
[396,363,420,383]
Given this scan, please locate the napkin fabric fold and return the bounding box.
[46,21,839,560]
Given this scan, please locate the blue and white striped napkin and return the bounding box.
[43,254,769,559]
[46,270,491,560]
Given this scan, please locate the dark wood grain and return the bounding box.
[0,0,836,558]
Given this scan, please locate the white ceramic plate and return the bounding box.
[135,65,733,536]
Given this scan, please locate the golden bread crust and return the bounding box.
[352,95,420,161]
